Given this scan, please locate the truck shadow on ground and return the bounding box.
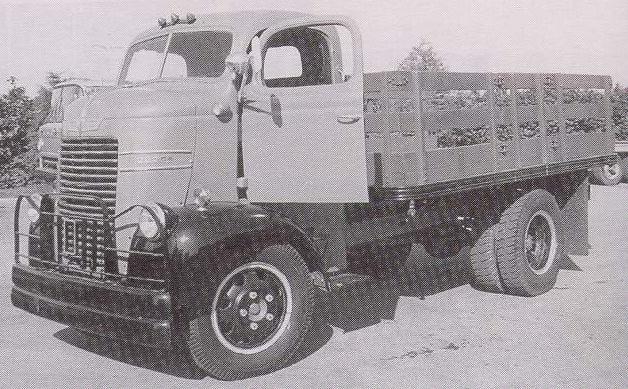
[52,243,582,380]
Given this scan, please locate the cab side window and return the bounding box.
[263,27,333,88]
[261,25,355,88]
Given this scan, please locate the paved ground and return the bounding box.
[0,185,626,388]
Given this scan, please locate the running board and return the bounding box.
[325,273,373,291]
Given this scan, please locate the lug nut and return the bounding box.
[249,291,258,299]
[265,313,274,321]
[250,322,258,330]
[265,294,273,302]
[239,308,248,317]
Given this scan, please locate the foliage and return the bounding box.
[612,84,628,141]
[398,40,446,72]
[0,77,42,189]
[0,77,34,164]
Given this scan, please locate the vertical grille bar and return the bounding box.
[58,137,118,273]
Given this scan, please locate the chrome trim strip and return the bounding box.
[60,165,118,172]
[60,187,116,196]
[59,180,116,188]
[59,157,118,163]
[59,150,117,155]
[15,255,165,283]
[119,164,192,172]
[59,171,116,179]
[118,149,192,155]
[15,232,41,239]
[104,247,164,258]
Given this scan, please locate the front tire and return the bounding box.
[495,189,564,297]
[188,244,314,380]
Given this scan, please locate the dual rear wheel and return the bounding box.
[469,189,564,296]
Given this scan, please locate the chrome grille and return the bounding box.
[40,154,59,172]
[58,137,118,272]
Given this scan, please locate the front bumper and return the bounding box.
[11,263,173,349]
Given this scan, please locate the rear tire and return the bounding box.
[590,163,622,186]
[620,154,628,183]
[187,244,314,380]
[495,189,564,297]
[469,225,504,293]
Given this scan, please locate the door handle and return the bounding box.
[337,115,362,124]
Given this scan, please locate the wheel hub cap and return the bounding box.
[524,211,557,274]
[604,163,619,178]
[211,262,292,354]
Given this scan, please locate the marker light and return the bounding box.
[157,17,167,28]
[170,13,180,25]
[186,13,196,24]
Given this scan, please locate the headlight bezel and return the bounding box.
[137,202,168,241]
[26,194,43,223]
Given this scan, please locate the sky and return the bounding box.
[1,0,627,95]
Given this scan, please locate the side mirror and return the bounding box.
[225,53,251,78]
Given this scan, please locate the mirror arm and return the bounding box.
[236,55,252,103]
[237,69,247,103]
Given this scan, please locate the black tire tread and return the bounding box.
[495,189,561,297]
[188,244,314,380]
[590,165,622,186]
[468,225,504,293]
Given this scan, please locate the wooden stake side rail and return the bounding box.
[364,71,616,198]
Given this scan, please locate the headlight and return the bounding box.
[138,203,166,240]
[27,194,42,223]
[36,138,44,151]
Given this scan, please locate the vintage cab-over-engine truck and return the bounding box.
[12,10,617,380]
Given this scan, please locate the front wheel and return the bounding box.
[188,244,314,380]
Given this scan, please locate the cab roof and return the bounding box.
[53,78,115,89]
[131,10,311,44]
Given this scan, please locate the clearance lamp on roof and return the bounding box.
[157,13,196,28]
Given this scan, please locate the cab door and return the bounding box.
[242,16,368,203]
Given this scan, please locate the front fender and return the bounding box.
[165,202,322,315]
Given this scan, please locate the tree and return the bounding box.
[0,77,34,164]
[398,40,446,72]
[33,71,63,126]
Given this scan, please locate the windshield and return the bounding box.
[118,31,233,85]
